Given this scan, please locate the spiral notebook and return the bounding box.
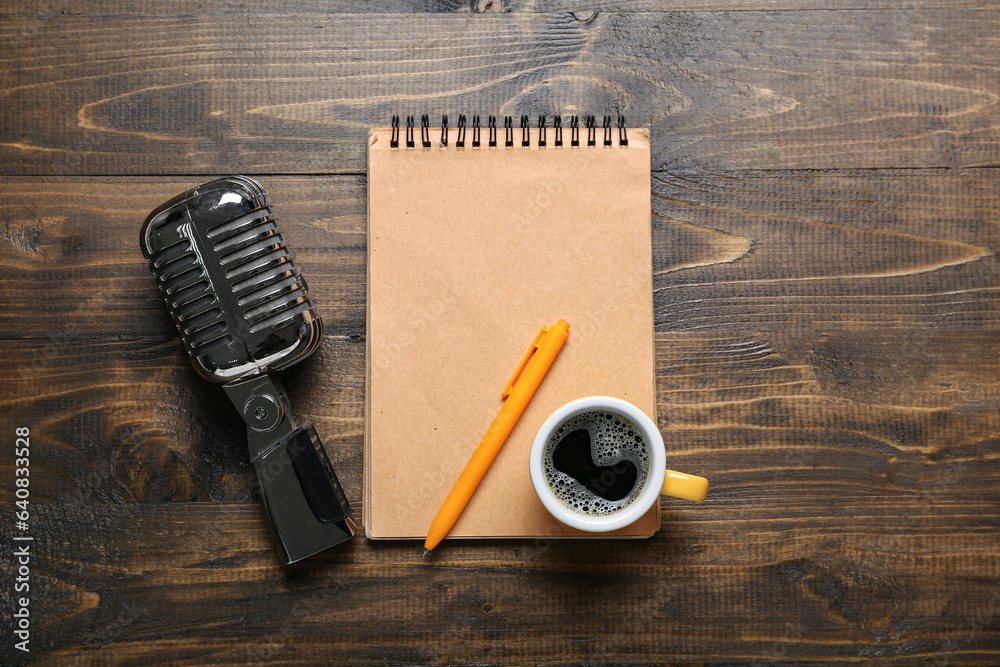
[365,116,658,539]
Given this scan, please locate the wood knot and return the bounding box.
[475,0,507,13]
[570,10,598,23]
[480,602,497,615]
[4,219,40,254]
[798,557,901,630]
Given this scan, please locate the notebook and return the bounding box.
[365,116,657,539]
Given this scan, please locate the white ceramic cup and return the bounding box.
[529,396,708,532]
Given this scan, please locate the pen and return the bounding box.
[423,319,570,554]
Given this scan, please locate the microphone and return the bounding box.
[140,176,355,564]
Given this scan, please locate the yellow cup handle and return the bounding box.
[661,470,709,503]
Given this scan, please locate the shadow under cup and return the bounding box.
[529,396,669,533]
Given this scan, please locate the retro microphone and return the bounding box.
[140,176,355,564]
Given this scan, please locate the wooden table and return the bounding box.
[2,1,998,663]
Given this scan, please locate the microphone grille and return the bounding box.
[207,205,314,334]
[142,178,323,383]
[149,236,229,354]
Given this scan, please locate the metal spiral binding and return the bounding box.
[420,114,431,148]
[389,115,629,149]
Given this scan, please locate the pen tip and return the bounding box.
[422,548,430,557]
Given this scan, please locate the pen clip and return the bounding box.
[502,326,549,399]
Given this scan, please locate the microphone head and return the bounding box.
[140,176,323,383]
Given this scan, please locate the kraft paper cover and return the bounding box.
[365,127,657,539]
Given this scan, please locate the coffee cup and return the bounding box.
[529,396,708,532]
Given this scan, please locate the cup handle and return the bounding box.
[661,470,709,503]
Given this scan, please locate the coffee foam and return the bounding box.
[542,410,650,517]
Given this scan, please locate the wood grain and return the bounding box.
[5,500,1000,664]
[2,1,1000,661]
[4,329,999,506]
[0,176,368,341]
[1,0,985,14]
[2,170,998,662]
[2,171,998,338]
[1,10,998,174]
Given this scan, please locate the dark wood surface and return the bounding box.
[1,1,998,664]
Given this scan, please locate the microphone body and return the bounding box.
[141,176,354,564]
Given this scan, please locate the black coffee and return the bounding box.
[552,429,637,501]
[542,410,650,516]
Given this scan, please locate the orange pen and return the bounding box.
[423,320,570,554]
